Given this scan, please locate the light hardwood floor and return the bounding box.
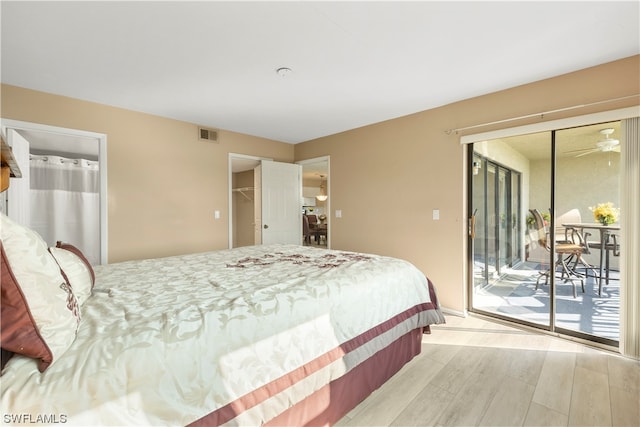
[336,314,639,427]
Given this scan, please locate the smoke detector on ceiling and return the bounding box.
[276,67,292,77]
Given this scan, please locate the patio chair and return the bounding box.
[564,226,600,283]
[555,208,582,243]
[530,209,585,298]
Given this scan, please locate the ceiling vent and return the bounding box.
[198,127,219,143]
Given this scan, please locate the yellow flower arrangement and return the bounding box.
[590,202,619,226]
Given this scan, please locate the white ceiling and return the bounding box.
[1,1,639,145]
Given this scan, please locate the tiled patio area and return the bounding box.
[473,261,620,342]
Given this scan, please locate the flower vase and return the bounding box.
[598,217,613,226]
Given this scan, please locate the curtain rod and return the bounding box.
[444,94,640,135]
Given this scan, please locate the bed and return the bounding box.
[1,213,445,426]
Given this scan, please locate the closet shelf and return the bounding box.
[233,187,255,201]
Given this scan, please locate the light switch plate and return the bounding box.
[433,209,440,220]
[335,210,342,218]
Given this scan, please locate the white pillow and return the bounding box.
[49,246,93,306]
[0,213,80,371]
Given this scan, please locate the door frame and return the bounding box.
[297,156,330,248]
[465,106,639,348]
[0,118,108,264]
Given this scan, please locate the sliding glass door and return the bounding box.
[471,134,551,329]
[553,124,621,342]
[469,122,621,345]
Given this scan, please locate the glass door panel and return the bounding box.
[472,154,488,288]
[497,167,508,272]
[486,163,498,274]
[471,132,551,328]
[553,122,621,344]
[511,173,522,265]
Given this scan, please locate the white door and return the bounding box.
[255,160,302,245]
[5,129,31,225]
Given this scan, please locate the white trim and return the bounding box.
[1,119,108,265]
[460,106,640,145]
[1,119,106,143]
[440,307,468,318]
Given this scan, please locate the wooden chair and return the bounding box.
[530,209,585,298]
[302,214,312,244]
[315,224,327,245]
[306,214,318,242]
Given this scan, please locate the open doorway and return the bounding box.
[1,119,107,265]
[297,157,330,249]
[228,153,264,249]
[228,153,303,248]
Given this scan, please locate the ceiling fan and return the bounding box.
[566,128,620,157]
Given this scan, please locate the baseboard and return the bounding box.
[440,306,467,317]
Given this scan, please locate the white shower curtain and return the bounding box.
[29,155,100,265]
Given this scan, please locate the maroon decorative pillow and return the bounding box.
[0,213,81,372]
[0,243,53,370]
[56,241,95,288]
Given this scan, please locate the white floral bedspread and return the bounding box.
[1,244,444,426]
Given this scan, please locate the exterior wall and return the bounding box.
[1,84,294,262]
[294,55,639,312]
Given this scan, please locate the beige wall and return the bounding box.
[294,55,639,312]
[1,84,294,262]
